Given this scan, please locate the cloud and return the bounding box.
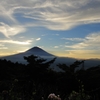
[36,38,41,41]
[54,46,59,48]
[52,34,59,36]
[0,47,8,49]
[0,2,17,24]
[0,22,26,38]
[0,0,100,31]
[0,44,8,49]
[0,1,26,37]
[62,38,85,41]
[65,50,100,59]
[41,34,48,36]
[60,32,100,58]
[64,32,100,50]
[0,39,32,45]
[0,44,4,46]
[23,0,100,30]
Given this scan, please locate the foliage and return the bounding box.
[68,91,90,100]
[0,55,100,100]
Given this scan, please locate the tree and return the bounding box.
[24,55,56,98]
[24,55,56,70]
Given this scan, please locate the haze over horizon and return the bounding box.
[0,0,100,59]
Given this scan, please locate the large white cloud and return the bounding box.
[0,0,100,35]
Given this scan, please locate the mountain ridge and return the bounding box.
[0,46,100,71]
[25,46,54,57]
[0,46,55,64]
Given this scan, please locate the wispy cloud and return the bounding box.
[0,44,4,46]
[62,37,85,41]
[0,0,100,32]
[0,44,8,49]
[36,38,41,41]
[54,46,59,48]
[0,2,17,24]
[0,47,8,49]
[52,34,59,36]
[41,34,48,36]
[0,39,32,45]
[22,0,100,30]
[0,22,26,38]
[65,32,100,50]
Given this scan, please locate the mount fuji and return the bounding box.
[25,46,54,57]
[0,47,55,64]
[0,46,77,71]
[0,46,100,71]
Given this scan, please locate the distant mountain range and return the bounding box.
[0,46,100,71]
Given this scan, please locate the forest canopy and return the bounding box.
[0,55,100,100]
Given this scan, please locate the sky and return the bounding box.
[0,0,100,59]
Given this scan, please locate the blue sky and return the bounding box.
[0,0,100,59]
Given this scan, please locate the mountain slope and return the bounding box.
[25,46,54,57]
[0,46,100,71]
[0,46,55,64]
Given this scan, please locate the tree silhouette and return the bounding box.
[24,55,56,70]
[24,55,56,97]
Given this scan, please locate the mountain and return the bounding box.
[0,46,76,71]
[0,46,100,71]
[0,46,54,64]
[25,46,54,57]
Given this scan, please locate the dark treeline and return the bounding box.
[0,55,100,100]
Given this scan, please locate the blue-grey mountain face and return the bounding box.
[0,47,54,64]
[0,46,100,71]
[25,46,54,57]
